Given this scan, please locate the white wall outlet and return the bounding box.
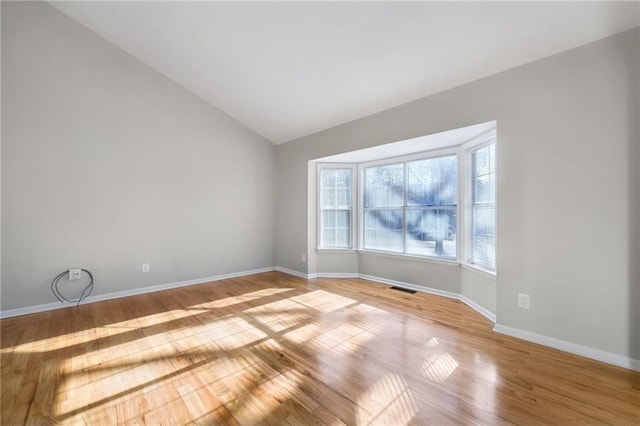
[301,253,306,263]
[69,268,82,280]
[517,293,530,309]
[174,260,181,269]
[142,263,150,273]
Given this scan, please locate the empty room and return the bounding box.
[1,1,639,424]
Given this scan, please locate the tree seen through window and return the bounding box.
[363,155,457,258]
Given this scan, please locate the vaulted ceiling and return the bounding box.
[50,1,639,144]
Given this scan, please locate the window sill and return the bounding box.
[461,263,497,279]
[316,248,357,253]
[357,249,460,267]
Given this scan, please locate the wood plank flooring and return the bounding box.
[1,271,639,425]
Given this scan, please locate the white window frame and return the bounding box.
[462,130,497,274]
[316,163,357,250]
[358,147,460,261]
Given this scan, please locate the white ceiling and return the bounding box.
[50,1,639,145]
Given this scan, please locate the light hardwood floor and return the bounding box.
[1,271,639,425]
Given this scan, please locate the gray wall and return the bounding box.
[0,2,3,307]
[275,28,640,360]
[632,21,640,366]
[1,1,275,310]
[359,253,460,294]
[461,268,496,315]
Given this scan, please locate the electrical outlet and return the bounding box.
[517,293,530,309]
[142,263,150,273]
[174,260,181,269]
[69,268,82,280]
[301,253,306,263]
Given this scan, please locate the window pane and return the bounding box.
[406,208,457,258]
[472,205,495,268]
[489,143,496,174]
[408,155,457,206]
[363,209,403,252]
[337,188,350,207]
[474,175,491,204]
[364,164,404,207]
[322,229,335,247]
[335,228,350,247]
[489,173,496,203]
[471,143,496,270]
[321,189,336,209]
[321,169,352,208]
[321,210,351,248]
[323,209,335,227]
[473,145,490,177]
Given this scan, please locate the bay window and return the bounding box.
[316,126,496,272]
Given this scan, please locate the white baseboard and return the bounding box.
[459,295,497,323]
[358,274,460,300]
[493,324,640,372]
[1,301,72,319]
[315,272,360,279]
[0,267,276,319]
[274,266,313,279]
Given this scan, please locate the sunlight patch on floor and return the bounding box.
[282,321,323,344]
[356,373,418,425]
[420,352,459,384]
[207,317,269,349]
[55,342,288,423]
[307,328,376,358]
[190,287,294,309]
[231,368,307,422]
[243,297,305,316]
[5,308,206,354]
[250,311,309,333]
[425,337,439,348]
[289,290,358,312]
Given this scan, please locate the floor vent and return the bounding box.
[389,286,417,294]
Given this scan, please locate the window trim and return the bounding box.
[316,163,357,250]
[462,130,497,273]
[358,147,460,261]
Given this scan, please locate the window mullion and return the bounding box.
[403,161,408,254]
